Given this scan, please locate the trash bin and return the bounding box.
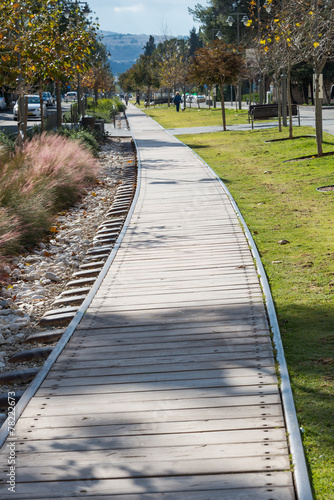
[94,119,105,134]
[81,116,95,131]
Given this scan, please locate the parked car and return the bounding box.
[0,97,7,110]
[193,95,206,103]
[13,95,47,121]
[42,92,54,106]
[65,91,77,102]
[186,95,196,103]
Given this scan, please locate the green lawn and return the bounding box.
[140,103,249,127]
[143,107,334,500]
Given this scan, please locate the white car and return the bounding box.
[193,95,206,103]
[0,97,6,110]
[65,91,77,102]
[13,95,47,121]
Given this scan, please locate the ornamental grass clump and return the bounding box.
[0,132,100,255]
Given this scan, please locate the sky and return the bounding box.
[86,0,203,36]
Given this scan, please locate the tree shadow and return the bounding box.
[0,298,297,498]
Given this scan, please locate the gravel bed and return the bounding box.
[0,133,136,420]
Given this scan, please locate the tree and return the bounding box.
[156,38,191,106]
[189,0,252,44]
[188,40,245,130]
[188,27,203,56]
[0,0,100,134]
[257,1,304,138]
[81,42,114,102]
[293,0,334,156]
[143,35,156,57]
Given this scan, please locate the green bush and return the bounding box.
[56,126,99,156]
[87,97,125,122]
[0,130,16,152]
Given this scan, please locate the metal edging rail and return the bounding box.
[165,127,313,500]
[0,122,142,449]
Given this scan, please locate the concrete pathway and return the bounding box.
[166,103,334,136]
[0,104,311,499]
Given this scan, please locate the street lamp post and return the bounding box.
[64,1,90,120]
[211,30,223,108]
[226,13,249,110]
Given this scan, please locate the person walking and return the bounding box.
[125,93,129,105]
[136,93,140,105]
[172,92,182,112]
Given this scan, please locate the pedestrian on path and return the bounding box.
[172,92,182,112]
[136,93,140,105]
[125,93,129,106]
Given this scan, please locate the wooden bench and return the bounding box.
[249,103,300,129]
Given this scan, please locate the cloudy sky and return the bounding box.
[87,0,203,36]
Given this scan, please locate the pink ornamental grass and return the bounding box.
[22,133,99,185]
[0,132,101,253]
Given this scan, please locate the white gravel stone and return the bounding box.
[45,272,61,282]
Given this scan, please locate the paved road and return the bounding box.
[0,102,71,133]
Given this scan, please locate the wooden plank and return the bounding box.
[51,343,274,364]
[13,414,285,439]
[1,455,291,482]
[74,322,267,336]
[62,335,272,354]
[15,437,289,458]
[50,350,274,372]
[21,393,281,418]
[16,403,283,430]
[0,472,295,499]
[40,366,277,389]
[67,326,270,344]
[78,306,269,329]
[0,486,296,500]
[48,357,275,379]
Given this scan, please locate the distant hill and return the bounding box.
[101,31,184,76]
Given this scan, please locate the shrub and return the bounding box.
[87,97,125,122]
[56,126,99,156]
[0,132,100,254]
[0,130,16,152]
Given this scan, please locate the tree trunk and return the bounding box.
[220,84,226,131]
[56,81,62,128]
[23,96,28,139]
[39,89,44,132]
[314,71,323,157]
[287,65,293,140]
[277,77,282,133]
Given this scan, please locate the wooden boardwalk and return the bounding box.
[0,106,297,498]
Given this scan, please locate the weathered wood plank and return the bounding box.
[22,392,281,417]
[15,439,289,460]
[13,414,285,439]
[48,357,275,379]
[41,366,276,389]
[1,455,291,483]
[0,472,295,499]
